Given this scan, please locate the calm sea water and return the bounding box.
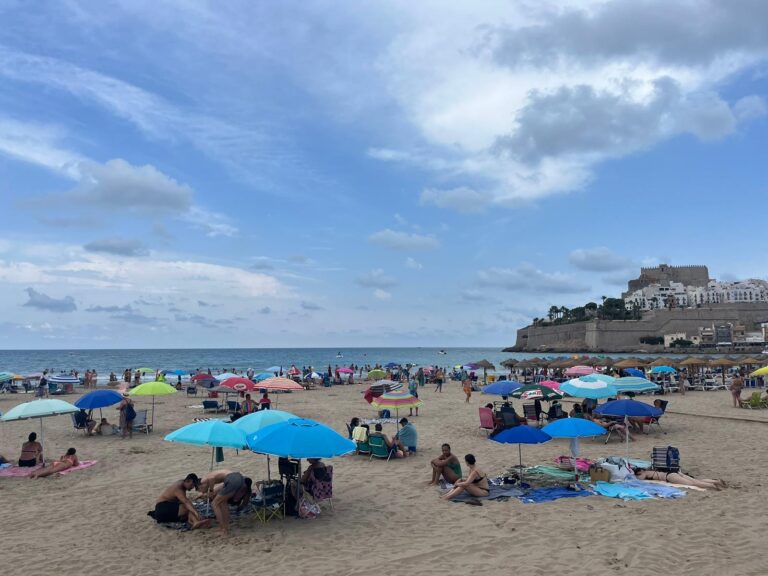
[0,347,533,377]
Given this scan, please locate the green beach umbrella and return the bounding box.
[130,381,177,429]
[137,367,155,374]
[367,369,386,380]
[510,384,563,401]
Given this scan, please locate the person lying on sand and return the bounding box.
[429,443,462,485]
[151,473,211,529]
[634,468,726,490]
[441,454,489,501]
[30,448,79,478]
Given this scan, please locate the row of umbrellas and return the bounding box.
[483,374,661,400]
[502,356,768,370]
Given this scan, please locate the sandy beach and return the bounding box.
[1,381,766,576]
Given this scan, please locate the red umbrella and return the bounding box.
[192,373,217,382]
[220,377,258,392]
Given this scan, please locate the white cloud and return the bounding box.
[477,263,590,294]
[405,257,422,270]
[356,269,398,289]
[181,206,238,237]
[369,229,439,251]
[373,289,392,300]
[300,301,323,311]
[0,116,83,176]
[569,247,633,272]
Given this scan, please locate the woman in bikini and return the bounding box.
[18,432,43,467]
[441,454,489,501]
[634,468,726,490]
[30,448,79,478]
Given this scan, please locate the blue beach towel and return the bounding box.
[593,481,653,500]
[622,479,686,499]
[518,486,593,504]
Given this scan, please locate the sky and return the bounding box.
[0,0,767,349]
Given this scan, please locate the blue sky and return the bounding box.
[0,0,767,349]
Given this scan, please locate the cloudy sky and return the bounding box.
[1,0,767,349]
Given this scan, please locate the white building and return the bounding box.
[625,279,768,311]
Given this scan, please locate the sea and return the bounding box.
[0,347,535,379]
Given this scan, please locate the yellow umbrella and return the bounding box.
[749,366,768,377]
[129,381,177,429]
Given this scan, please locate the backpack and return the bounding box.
[124,402,137,422]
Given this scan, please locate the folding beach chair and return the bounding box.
[227,400,241,414]
[254,480,285,522]
[649,400,668,432]
[651,446,680,472]
[478,407,495,436]
[522,404,542,426]
[368,434,392,461]
[307,465,334,510]
[132,409,152,434]
[71,412,89,435]
[186,386,197,396]
[202,400,224,413]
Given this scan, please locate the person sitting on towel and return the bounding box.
[150,473,210,529]
[440,454,489,501]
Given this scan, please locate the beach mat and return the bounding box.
[448,484,525,503]
[0,460,96,478]
[518,486,594,504]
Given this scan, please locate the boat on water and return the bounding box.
[438,350,447,355]
[336,352,343,358]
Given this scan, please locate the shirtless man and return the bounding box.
[429,443,462,485]
[151,473,211,529]
[198,469,232,500]
[211,471,248,536]
[30,448,79,478]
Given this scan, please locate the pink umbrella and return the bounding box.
[564,365,595,377]
[539,379,562,391]
[220,377,259,392]
[337,367,353,374]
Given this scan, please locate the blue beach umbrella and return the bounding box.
[595,399,662,460]
[247,418,356,459]
[162,369,189,376]
[482,380,523,396]
[384,362,399,369]
[265,366,282,373]
[612,377,659,394]
[75,390,123,418]
[254,372,273,382]
[650,366,676,374]
[216,372,239,381]
[623,368,645,378]
[542,418,607,481]
[165,420,248,470]
[0,371,14,383]
[580,373,616,384]
[491,425,552,484]
[561,379,618,400]
[232,409,297,478]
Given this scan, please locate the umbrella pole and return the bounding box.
[267,455,271,481]
[151,396,156,431]
[518,444,523,485]
[210,447,214,471]
[625,415,630,463]
[40,417,44,464]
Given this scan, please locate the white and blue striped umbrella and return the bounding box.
[47,374,81,385]
[561,378,618,399]
[612,377,659,393]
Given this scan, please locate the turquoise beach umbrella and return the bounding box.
[247,418,355,459]
[1,399,80,462]
[165,420,247,470]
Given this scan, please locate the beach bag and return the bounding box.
[588,464,612,483]
[124,402,136,422]
[600,459,633,482]
[298,496,320,519]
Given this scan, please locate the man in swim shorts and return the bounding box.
[211,471,246,535]
[151,473,210,529]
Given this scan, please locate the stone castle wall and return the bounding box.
[513,303,768,351]
[625,264,709,296]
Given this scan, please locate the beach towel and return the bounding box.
[554,456,593,472]
[447,484,525,502]
[525,466,589,482]
[592,481,653,500]
[0,460,96,477]
[622,479,686,498]
[518,486,593,504]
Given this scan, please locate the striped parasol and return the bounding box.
[258,377,304,391]
[612,376,659,393]
[370,390,423,416]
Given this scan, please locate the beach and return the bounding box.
[1,381,765,576]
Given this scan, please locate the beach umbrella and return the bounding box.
[251,372,272,382]
[473,359,496,385]
[192,373,217,382]
[48,374,81,384]
[0,371,14,383]
[75,389,123,420]
[749,365,768,377]
[231,409,298,478]
[165,420,248,470]
[162,369,188,376]
[623,368,645,378]
[384,362,399,369]
[367,369,386,380]
[265,366,282,373]
[259,377,304,391]
[613,358,645,369]
[539,379,562,391]
[580,374,616,384]
[509,383,563,401]
[337,367,353,374]
[370,390,423,418]
[304,372,322,380]
[650,366,676,374]
[482,380,523,396]
[491,425,551,484]
[612,377,659,394]
[137,367,155,374]
[246,418,356,459]
[215,372,239,381]
[0,399,79,462]
[500,358,518,368]
[564,365,595,377]
[561,379,618,400]
[220,377,259,392]
[542,418,607,481]
[129,381,177,429]
[595,399,662,460]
